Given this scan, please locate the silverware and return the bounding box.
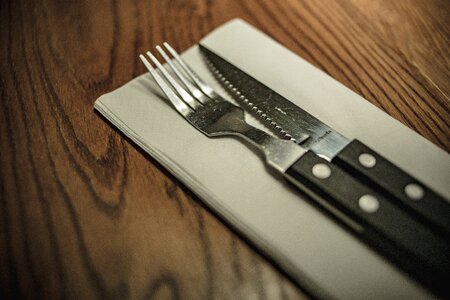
[139,43,449,298]
[140,43,306,174]
[199,45,450,239]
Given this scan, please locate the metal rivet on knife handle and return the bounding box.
[358,153,377,168]
[359,194,380,213]
[405,183,425,201]
[312,163,331,179]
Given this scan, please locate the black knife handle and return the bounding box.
[333,139,450,237]
[284,151,450,298]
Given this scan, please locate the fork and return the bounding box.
[140,42,306,174]
[139,43,450,290]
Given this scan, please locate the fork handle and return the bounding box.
[284,151,450,298]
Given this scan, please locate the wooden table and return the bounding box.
[1,0,449,299]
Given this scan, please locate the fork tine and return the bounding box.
[163,42,221,101]
[139,54,193,116]
[156,46,203,101]
[156,45,211,105]
[146,51,201,110]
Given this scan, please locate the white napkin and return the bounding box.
[95,19,449,299]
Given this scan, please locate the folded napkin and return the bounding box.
[95,19,449,299]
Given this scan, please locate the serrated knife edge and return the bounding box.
[204,56,299,142]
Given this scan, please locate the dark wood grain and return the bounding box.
[0,0,449,299]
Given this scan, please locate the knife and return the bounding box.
[199,44,450,238]
[199,44,450,297]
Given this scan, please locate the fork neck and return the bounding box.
[232,123,307,173]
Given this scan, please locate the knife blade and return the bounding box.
[199,44,450,239]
